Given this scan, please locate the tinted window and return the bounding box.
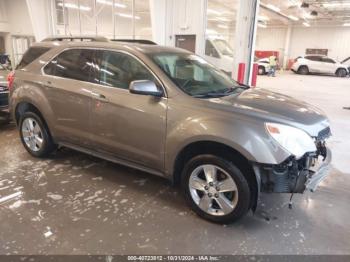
[44,49,97,83]
[96,51,157,89]
[321,57,335,63]
[16,47,51,69]
[305,56,321,61]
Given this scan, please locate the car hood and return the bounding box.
[207,88,329,137]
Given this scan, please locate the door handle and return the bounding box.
[92,92,109,103]
[45,80,53,88]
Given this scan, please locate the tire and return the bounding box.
[336,68,347,78]
[181,154,251,224]
[297,66,309,75]
[258,66,265,75]
[19,112,56,158]
[0,112,11,125]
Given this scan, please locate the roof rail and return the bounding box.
[41,36,109,42]
[110,39,157,45]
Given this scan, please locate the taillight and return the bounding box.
[7,71,15,91]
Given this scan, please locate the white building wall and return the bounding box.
[290,26,350,61]
[150,0,206,55]
[256,27,287,53]
[5,0,33,36]
[256,26,350,64]
[0,0,9,32]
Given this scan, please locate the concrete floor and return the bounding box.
[0,71,349,255]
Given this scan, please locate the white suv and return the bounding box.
[292,55,348,77]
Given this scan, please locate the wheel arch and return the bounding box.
[172,140,259,211]
[297,64,309,72]
[335,67,348,76]
[15,101,55,141]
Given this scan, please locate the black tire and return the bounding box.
[336,68,347,78]
[258,66,265,75]
[0,112,11,125]
[297,66,309,75]
[19,112,56,158]
[181,154,251,224]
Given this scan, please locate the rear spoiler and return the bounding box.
[41,36,109,42]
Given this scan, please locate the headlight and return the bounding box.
[265,122,316,159]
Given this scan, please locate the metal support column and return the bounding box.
[233,0,260,85]
[78,0,82,35]
[132,0,135,39]
[62,0,67,35]
[112,0,116,38]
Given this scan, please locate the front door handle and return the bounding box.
[92,92,109,103]
[45,80,53,88]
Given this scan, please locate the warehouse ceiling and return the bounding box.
[259,0,350,26]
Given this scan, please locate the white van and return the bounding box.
[204,38,235,75]
[204,38,270,75]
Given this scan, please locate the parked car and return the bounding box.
[9,40,332,223]
[341,57,350,74]
[291,55,348,77]
[255,57,270,75]
[0,64,10,114]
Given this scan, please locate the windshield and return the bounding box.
[148,52,245,97]
[212,39,233,57]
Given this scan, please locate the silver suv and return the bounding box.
[9,39,332,223]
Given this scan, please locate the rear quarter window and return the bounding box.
[16,47,51,70]
[43,49,97,83]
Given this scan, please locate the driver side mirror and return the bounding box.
[129,80,163,97]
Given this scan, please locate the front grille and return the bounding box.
[0,87,9,107]
[317,126,331,141]
[0,85,8,92]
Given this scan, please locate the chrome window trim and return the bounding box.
[40,47,168,98]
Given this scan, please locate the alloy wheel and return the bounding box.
[189,164,239,216]
[22,118,44,152]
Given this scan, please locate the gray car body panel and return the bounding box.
[10,41,330,180]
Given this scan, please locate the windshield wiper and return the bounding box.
[193,87,238,98]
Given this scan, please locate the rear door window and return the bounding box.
[16,47,51,69]
[321,57,335,63]
[44,49,98,83]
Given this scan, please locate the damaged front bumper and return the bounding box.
[305,148,332,192]
[254,144,332,194]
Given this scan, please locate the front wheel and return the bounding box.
[298,66,309,75]
[182,155,251,224]
[336,68,347,78]
[258,66,266,75]
[19,112,56,157]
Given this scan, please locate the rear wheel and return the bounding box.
[336,68,347,78]
[19,112,56,157]
[298,66,309,75]
[182,154,251,223]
